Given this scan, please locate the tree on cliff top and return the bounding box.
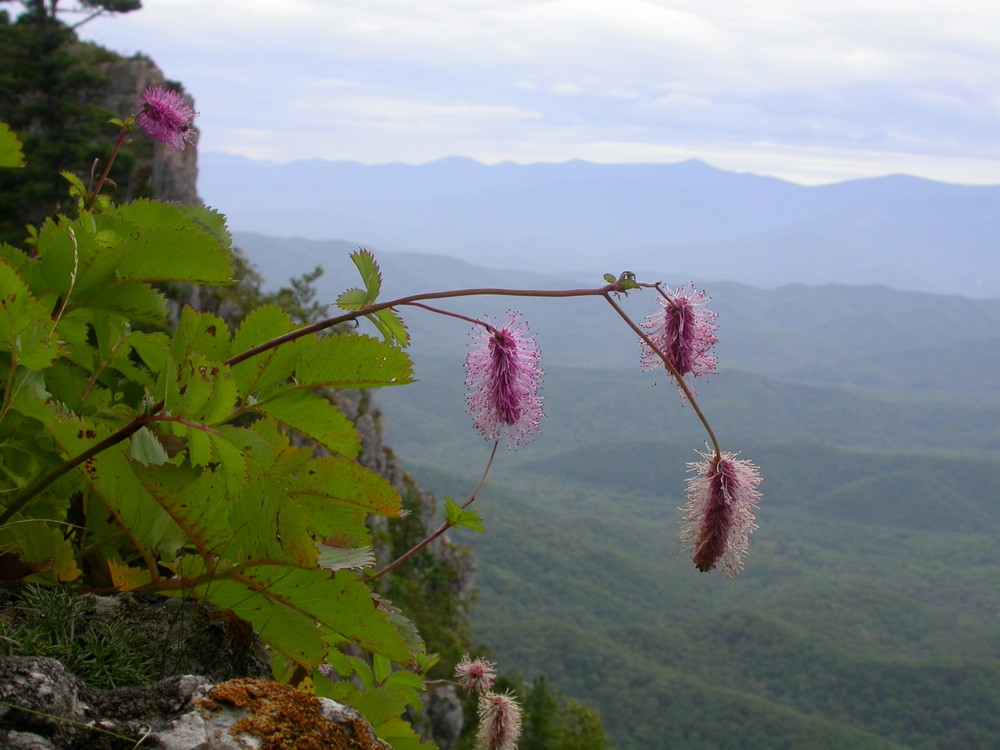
[2,1,140,29]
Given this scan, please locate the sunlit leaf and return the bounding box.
[109,200,234,285]
[351,248,382,301]
[444,498,485,532]
[0,122,25,168]
[295,333,413,389]
[370,308,409,347]
[252,386,360,458]
[231,305,305,397]
[0,261,61,369]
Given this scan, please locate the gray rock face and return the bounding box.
[95,56,200,205]
[0,658,390,749]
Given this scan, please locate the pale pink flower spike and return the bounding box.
[681,450,762,578]
[455,655,497,695]
[476,691,523,750]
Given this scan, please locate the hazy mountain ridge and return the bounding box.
[206,154,1000,296]
[234,231,1000,406]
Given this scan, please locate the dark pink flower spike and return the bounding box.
[136,86,197,150]
[476,691,522,750]
[641,284,718,390]
[681,450,762,578]
[465,311,544,447]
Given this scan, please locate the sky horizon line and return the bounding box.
[203,149,1000,189]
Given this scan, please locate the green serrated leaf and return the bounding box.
[0,260,61,369]
[133,462,233,557]
[47,415,186,560]
[290,455,403,520]
[172,307,231,362]
[295,333,413,389]
[231,305,306,398]
[444,498,485,532]
[253,385,360,458]
[129,427,169,466]
[385,670,424,690]
[175,203,232,248]
[0,518,81,583]
[372,654,392,684]
[185,427,212,467]
[350,248,382,301]
[104,200,234,285]
[175,354,237,424]
[0,123,25,168]
[370,308,409,347]
[127,331,171,376]
[336,288,367,311]
[90,282,168,324]
[373,717,435,750]
[349,683,421,729]
[195,567,417,666]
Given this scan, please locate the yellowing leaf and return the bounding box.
[253,386,360,458]
[0,123,25,168]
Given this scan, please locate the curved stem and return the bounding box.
[602,292,721,456]
[226,284,622,367]
[366,441,499,583]
[3,279,627,519]
[405,302,498,332]
[84,126,127,211]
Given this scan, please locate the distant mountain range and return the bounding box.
[203,154,1000,297]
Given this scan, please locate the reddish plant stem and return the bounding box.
[83,126,127,211]
[602,292,721,457]
[366,442,499,583]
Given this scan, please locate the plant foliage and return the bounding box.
[0,122,433,746]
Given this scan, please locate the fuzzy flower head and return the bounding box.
[640,284,719,390]
[476,691,522,750]
[455,655,496,695]
[681,450,762,578]
[465,311,544,448]
[135,86,197,150]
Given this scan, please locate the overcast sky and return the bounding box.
[74,0,1000,185]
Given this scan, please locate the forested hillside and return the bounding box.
[226,231,1000,749]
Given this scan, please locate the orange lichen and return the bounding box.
[207,678,387,750]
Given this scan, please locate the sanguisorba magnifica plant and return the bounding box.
[0,89,761,748]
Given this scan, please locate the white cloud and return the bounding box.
[75,0,1000,184]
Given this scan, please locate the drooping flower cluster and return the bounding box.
[681,450,762,578]
[640,284,718,390]
[454,655,496,695]
[465,311,544,447]
[476,691,523,750]
[136,86,197,150]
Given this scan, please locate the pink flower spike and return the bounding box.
[476,691,522,750]
[681,450,762,578]
[455,655,496,695]
[640,284,718,391]
[136,86,197,150]
[465,311,544,448]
